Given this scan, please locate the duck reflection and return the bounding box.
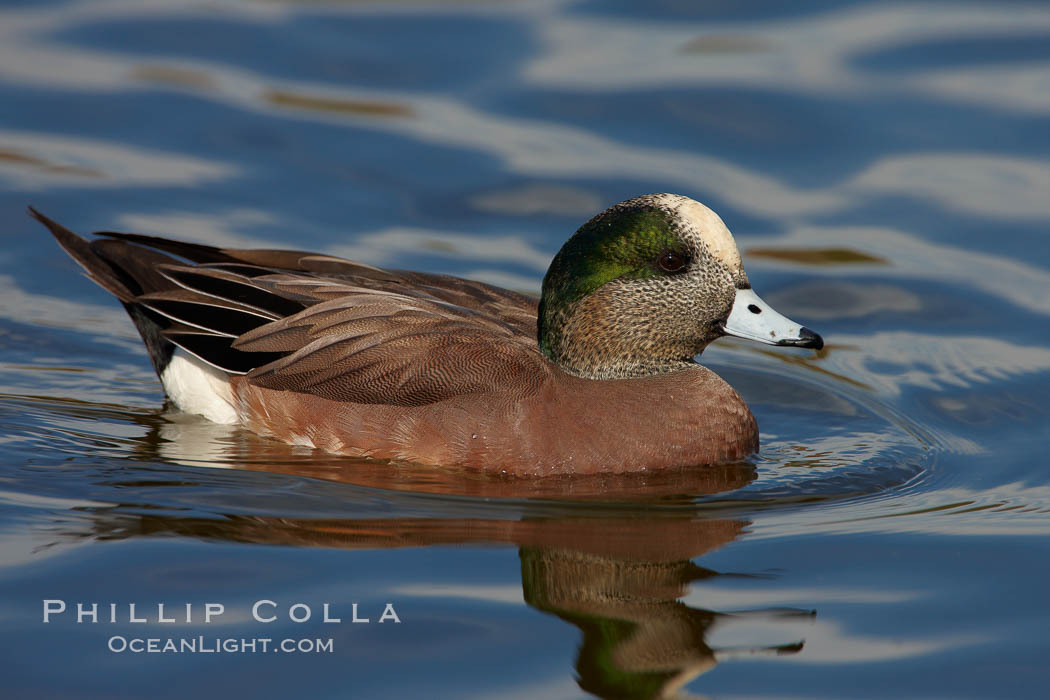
[76,508,805,698]
[64,409,807,699]
[523,548,805,700]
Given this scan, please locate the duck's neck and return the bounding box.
[554,354,697,380]
[538,289,700,380]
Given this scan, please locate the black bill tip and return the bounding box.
[777,326,824,350]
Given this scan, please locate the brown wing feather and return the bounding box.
[68,226,546,400]
[98,230,539,335]
[386,271,538,337]
[235,290,549,407]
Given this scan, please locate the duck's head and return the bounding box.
[538,193,822,379]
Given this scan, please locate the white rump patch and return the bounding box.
[658,194,742,269]
[160,349,239,424]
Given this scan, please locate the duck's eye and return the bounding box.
[657,252,688,273]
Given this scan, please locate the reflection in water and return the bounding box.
[469,183,603,217]
[327,225,553,274]
[264,88,415,118]
[0,1,846,218]
[523,2,1050,102]
[57,505,803,700]
[0,129,236,190]
[131,64,215,89]
[4,0,1050,227]
[849,152,1050,220]
[741,226,1050,316]
[114,210,279,249]
[746,248,888,266]
[764,281,921,320]
[811,332,1050,399]
[678,34,775,54]
[522,546,804,700]
[0,147,102,178]
[0,273,138,347]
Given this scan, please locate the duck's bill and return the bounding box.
[722,288,823,350]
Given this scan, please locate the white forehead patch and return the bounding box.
[654,194,742,269]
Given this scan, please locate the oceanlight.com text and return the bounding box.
[107,636,334,654]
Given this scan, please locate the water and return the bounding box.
[1,0,1049,697]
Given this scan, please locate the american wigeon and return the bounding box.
[31,194,821,475]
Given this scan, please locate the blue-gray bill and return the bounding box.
[722,288,823,350]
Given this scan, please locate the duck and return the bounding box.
[30,193,822,476]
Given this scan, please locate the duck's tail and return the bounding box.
[31,207,294,381]
[29,206,185,375]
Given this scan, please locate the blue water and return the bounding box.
[2,1,1049,698]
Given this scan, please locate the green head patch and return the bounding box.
[538,204,686,357]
